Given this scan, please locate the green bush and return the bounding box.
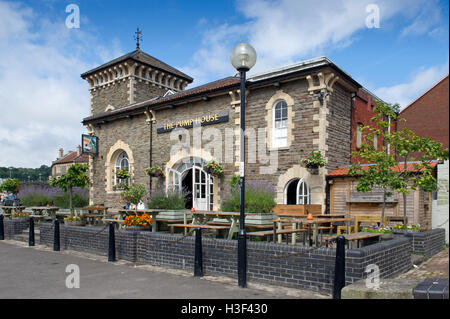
[20,194,53,206]
[147,190,186,210]
[0,178,20,194]
[221,181,276,214]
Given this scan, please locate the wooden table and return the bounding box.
[274,217,352,246]
[0,206,26,217]
[84,214,108,226]
[117,209,161,232]
[80,206,108,215]
[28,206,60,221]
[325,232,383,248]
[189,211,241,240]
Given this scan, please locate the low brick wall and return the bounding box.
[404,228,446,257]
[36,225,413,295]
[345,237,412,284]
[2,219,29,239]
[137,232,412,294]
[39,223,138,262]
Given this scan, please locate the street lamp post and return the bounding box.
[230,43,257,288]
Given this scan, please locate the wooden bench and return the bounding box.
[167,224,230,237]
[247,228,306,243]
[325,232,383,248]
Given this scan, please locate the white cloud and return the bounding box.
[374,60,449,109]
[182,0,439,86]
[0,1,123,168]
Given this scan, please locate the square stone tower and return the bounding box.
[81,49,193,116]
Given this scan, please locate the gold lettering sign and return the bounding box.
[157,111,229,134]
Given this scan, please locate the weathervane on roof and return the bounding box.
[134,27,143,50]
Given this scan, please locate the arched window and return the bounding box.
[272,100,288,148]
[115,151,129,186]
[285,178,310,205]
[148,71,152,80]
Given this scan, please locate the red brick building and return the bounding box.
[350,87,394,163]
[398,75,449,150]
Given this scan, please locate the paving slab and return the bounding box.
[341,278,423,299]
[0,240,329,299]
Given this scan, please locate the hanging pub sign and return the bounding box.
[157,110,229,134]
[81,134,98,155]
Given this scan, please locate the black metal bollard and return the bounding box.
[29,217,35,246]
[194,227,203,277]
[0,215,4,240]
[333,235,346,299]
[53,219,60,251]
[108,222,116,262]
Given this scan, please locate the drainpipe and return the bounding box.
[325,176,331,214]
[147,107,153,195]
[350,92,356,163]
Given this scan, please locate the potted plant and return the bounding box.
[221,181,277,226]
[203,160,224,177]
[361,225,393,240]
[64,215,86,226]
[147,189,189,221]
[116,168,131,180]
[11,212,29,219]
[301,151,326,174]
[122,214,152,231]
[121,184,148,211]
[146,166,165,178]
[392,224,420,234]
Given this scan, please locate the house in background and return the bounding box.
[398,74,449,242]
[51,146,89,179]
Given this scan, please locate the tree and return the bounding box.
[0,178,20,195]
[388,127,449,224]
[49,163,90,214]
[349,101,402,223]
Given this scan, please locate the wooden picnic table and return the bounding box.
[84,214,108,226]
[117,209,161,232]
[0,206,26,217]
[325,232,383,248]
[171,211,260,240]
[80,206,108,215]
[28,206,60,221]
[273,217,353,246]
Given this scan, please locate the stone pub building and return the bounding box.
[81,45,379,212]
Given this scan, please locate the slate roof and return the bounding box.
[51,152,89,166]
[80,49,193,82]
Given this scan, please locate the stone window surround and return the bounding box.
[105,140,135,193]
[277,165,324,207]
[165,147,220,211]
[265,90,295,151]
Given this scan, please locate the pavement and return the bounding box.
[398,247,449,279]
[0,240,330,299]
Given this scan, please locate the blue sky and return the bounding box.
[0,0,448,168]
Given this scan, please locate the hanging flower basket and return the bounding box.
[203,160,224,177]
[146,166,165,178]
[116,168,131,180]
[302,152,326,174]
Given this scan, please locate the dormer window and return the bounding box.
[119,69,123,77]
[148,72,152,80]
[115,71,118,79]
[100,76,104,84]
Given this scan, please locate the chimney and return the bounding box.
[59,148,64,159]
[77,145,82,156]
